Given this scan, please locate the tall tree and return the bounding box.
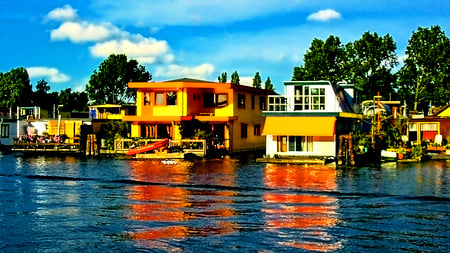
[59,88,89,112]
[397,25,450,112]
[346,32,398,101]
[218,72,227,83]
[231,71,240,85]
[252,72,262,88]
[292,35,346,83]
[33,79,58,110]
[0,67,33,108]
[86,54,151,104]
[264,77,274,91]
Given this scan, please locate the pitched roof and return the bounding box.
[164,77,213,83]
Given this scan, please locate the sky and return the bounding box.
[0,1,449,93]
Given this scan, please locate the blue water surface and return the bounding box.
[0,154,448,252]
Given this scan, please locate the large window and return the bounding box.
[1,124,9,138]
[294,86,325,111]
[154,91,177,106]
[203,93,228,108]
[278,135,313,152]
[268,96,287,111]
[144,92,151,105]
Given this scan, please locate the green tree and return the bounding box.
[292,36,346,83]
[347,32,398,101]
[252,72,262,88]
[86,54,151,104]
[264,77,274,91]
[59,88,89,112]
[0,67,33,108]
[218,72,227,83]
[397,25,450,112]
[33,79,58,110]
[231,71,240,85]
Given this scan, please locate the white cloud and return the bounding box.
[307,9,342,22]
[46,5,78,21]
[239,76,253,86]
[51,21,123,43]
[90,36,172,64]
[27,67,71,83]
[155,63,215,80]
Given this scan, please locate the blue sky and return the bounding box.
[0,1,449,93]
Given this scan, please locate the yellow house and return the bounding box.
[123,78,275,153]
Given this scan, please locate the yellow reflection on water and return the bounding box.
[263,164,342,252]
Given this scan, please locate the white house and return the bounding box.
[262,81,363,159]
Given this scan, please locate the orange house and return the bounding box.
[123,78,275,153]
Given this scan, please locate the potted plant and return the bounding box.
[397,147,406,160]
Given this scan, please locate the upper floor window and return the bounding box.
[144,92,151,106]
[203,93,228,108]
[294,86,325,111]
[238,94,246,109]
[155,92,164,105]
[259,96,266,110]
[166,91,177,106]
[251,95,255,109]
[155,91,177,106]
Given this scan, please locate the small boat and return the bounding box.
[126,138,169,156]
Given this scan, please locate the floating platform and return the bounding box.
[256,157,330,165]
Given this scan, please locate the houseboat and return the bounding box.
[260,81,364,164]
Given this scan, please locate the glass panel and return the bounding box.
[203,93,215,108]
[166,91,177,106]
[155,92,164,105]
[216,94,228,107]
[289,136,296,151]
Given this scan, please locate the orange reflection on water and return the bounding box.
[263,164,341,252]
[127,159,239,248]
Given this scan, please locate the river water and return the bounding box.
[0,153,448,252]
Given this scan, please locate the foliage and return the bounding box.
[98,120,130,150]
[86,54,151,105]
[218,72,227,83]
[33,79,59,111]
[0,67,33,107]
[231,71,240,85]
[265,77,274,91]
[252,72,262,88]
[346,32,398,101]
[396,25,450,112]
[59,88,89,112]
[292,36,346,83]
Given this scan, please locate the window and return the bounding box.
[278,136,312,152]
[251,95,255,109]
[288,136,313,152]
[311,88,325,110]
[166,91,177,106]
[204,93,215,108]
[144,92,151,105]
[259,96,266,110]
[268,96,287,111]
[241,123,248,138]
[1,124,9,138]
[293,86,325,111]
[238,94,246,109]
[216,94,228,107]
[155,92,164,105]
[254,124,261,136]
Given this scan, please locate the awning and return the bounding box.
[263,116,336,136]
